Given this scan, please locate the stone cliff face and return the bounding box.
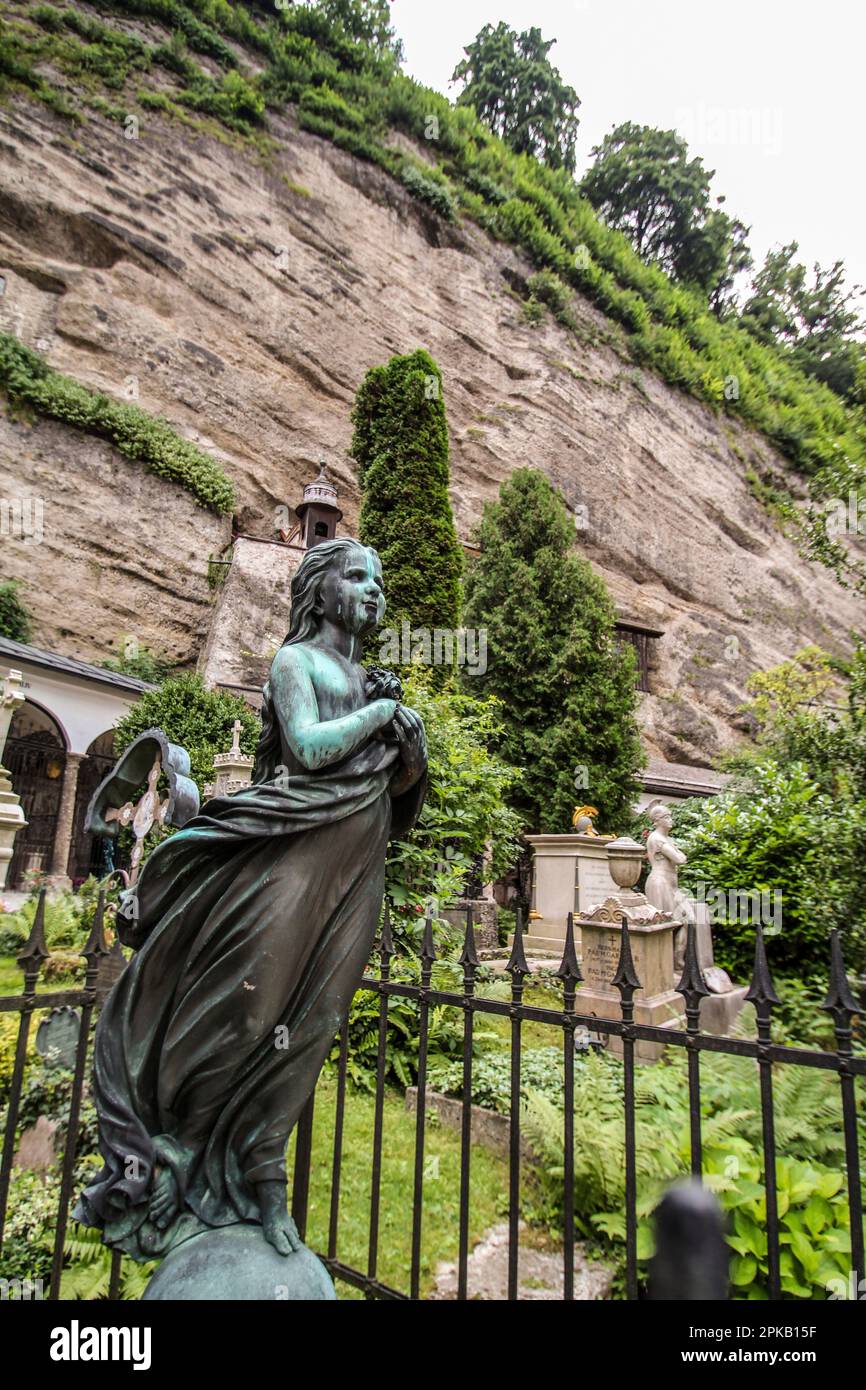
[1,89,861,764]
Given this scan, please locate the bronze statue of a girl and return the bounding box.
[75,539,427,1266]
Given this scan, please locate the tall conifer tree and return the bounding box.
[463,468,644,832]
[351,349,462,647]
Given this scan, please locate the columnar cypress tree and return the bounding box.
[462,468,644,833]
[351,348,462,639]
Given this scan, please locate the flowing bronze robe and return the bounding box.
[75,709,425,1260]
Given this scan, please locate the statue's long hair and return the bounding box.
[253,538,379,782]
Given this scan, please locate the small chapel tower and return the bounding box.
[294,463,343,548]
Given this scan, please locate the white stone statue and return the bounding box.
[644,803,686,917]
[645,801,737,998]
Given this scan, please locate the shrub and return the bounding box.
[113,672,260,797]
[0,579,33,642]
[526,269,576,328]
[299,81,366,132]
[352,348,463,638]
[462,468,644,832]
[399,164,458,222]
[429,1045,565,1112]
[383,671,523,941]
[521,1044,863,1299]
[329,956,497,1091]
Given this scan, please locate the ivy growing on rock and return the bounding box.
[0,333,235,514]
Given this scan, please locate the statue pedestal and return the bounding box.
[519,834,618,955]
[701,986,750,1035]
[0,765,27,893]
[677,898,749,1037]
[577,896,684,1062]
[142,1223,336,1301]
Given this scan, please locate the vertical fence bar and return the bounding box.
[557,912,581,1301]
[822,930,864,1298]
[291,1093,315,1242]
[613,913,642,1302]
[0,889,48,1253]
[327,1017,350,1262]
[108,1249,123,1300]
[457,906,479,1301]
[506,907,529,1301]
[366,907,394,1292]
[675,919,709,1178]
[409,908,436,1300]
[49,888,110,1299]
[745,922,782,1300]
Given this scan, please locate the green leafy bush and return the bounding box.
[329,955,498,1091]
[673,762,840,977]
[113,673,260,797]
[525,269,576,328]
[462,467,644,833]
[353,348,464,639]
[0,1168,58,1286]
[177,68,264,127]
[0,333,234,514]
[383,670,523,941]
[673,644,866,977]
[0,578,33,642]
[429,1045,564,1112]
[299,81,366,131]
[521,1044,864,1299]
[399,164,458,222]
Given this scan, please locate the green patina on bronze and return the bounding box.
[74,539,427,1278]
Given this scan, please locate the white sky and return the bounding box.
[390,0,866,300]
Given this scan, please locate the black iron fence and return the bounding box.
[1,890,863,1301]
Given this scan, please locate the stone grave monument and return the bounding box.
[519,825,618,955]
[576,835,684,1061]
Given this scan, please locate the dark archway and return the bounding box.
[69,729,117,885]
[5,701,67,888]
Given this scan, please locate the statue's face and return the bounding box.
[320,546,384,636]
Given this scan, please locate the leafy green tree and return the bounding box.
[741,243,866,398]
[0,580,32,643]
[285,0,403,61]
[679,207,753,316]
[452,22,580,173]
[351,348,463,643]
[580,122,751,309]
[674,643,866,976]
[462,468,644,833]
[384,669,523,945]
[113,674,260,797]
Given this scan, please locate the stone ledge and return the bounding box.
[404,1086,535,1161]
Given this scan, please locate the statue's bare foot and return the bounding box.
[257,1179,302,1255]
[149,1165,180,1230]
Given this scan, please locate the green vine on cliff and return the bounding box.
[0,333,235,515]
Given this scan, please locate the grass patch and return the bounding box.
[287,1070,510,1297]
